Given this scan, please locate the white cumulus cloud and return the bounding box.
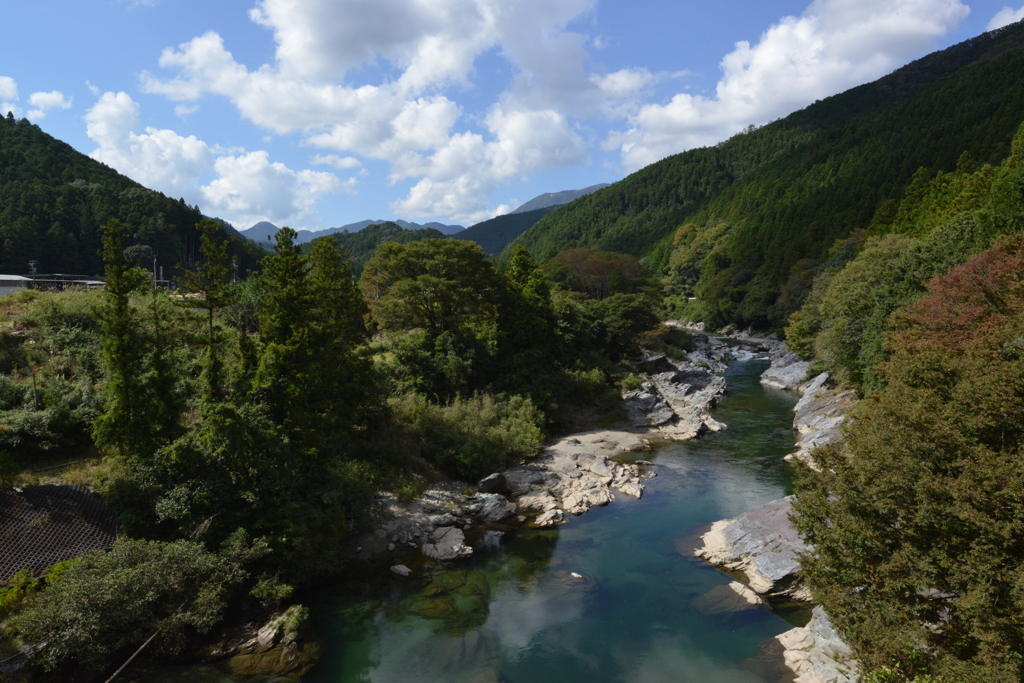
[1,76,20,118]
[200,151,345,229]
[605,0,970,170]
[139,0,626,220]
[311,154,362,170]
[26,90,72,120]
[86,91,214,198]
[987,5,1024,30]
[85,91,342,229]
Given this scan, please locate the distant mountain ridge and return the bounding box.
[240,219,464,247]
[510,183,610,214]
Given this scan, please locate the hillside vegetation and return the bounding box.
[0,112,264,277]
[311,220,445,276]
[454,206,557,256]
[512,21,1024,329]
[784,120,1024,679]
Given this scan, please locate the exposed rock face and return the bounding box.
[761,350,811,390]
[625,332,745,439]
[696,497,811,601]
[201,605,320,681]
[422,526,474,561]
[503,444,648,527]
[751,607,858,683]
[787,373,857,468]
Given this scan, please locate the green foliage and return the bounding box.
[361,238,501,337]
[786,121,1024,389]
[316,221,446,276]
[454,206,558,256]
[8,536,265,675]
[620,374,643,392]
[0,569,40,618]
[514,23,1024,328]
[544,248,652,299]
[637,324,695,359]
[93,219,181,460]
[811,234,919,386]
[0,450,19,487]
[391,392,544,480]
[792,237,1024,682]
[0,115,263,277]
[583,293,660,361]
[176,219,236,402]
[253,229,373,446]
[250,575,295,609]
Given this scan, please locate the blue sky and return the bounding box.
[2,0,1021,231]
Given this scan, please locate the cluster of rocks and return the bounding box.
[355,431,656,569]
[199,605,321,682]
[744,608,859,683]
[623,333,751,439]
[492,439,653,528]
[356,484,517,564]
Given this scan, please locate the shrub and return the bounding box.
[621,374,643,392]
[638,324,695,359]
[392,392,545,480]
[8,535,266,675]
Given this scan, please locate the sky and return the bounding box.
[2,1,1022,231]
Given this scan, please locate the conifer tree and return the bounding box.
[93,219,164,459]
[177,220,235,402]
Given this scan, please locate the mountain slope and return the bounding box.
[311,221,446,276]
[512,21,1024,326]
[454,206,558,256]
[0,114,264,276]
[241,218,463,247]
[511,183,611,214]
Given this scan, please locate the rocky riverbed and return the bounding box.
[691,330,860,683]
[352,333,765,572]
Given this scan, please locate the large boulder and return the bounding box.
[202,605,320,680]
[770,607,858,683]
[761,355,811,391]
[471,493,515,523]
[696,497,810,600]
[422,526,473,561]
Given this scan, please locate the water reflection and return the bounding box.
[151,359,805,683]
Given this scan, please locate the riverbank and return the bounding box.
[692,329,861,683]
[349,333,764,571]
[302,356,809,683]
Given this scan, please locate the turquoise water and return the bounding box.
[302,358,803,683]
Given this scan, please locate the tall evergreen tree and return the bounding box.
[93,219,164,459]
[177,220,236,402]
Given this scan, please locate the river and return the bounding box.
[296,356,805,683]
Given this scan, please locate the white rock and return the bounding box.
[422,526,473,561]
[390,564,412,577]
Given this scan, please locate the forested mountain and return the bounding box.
[510,183,611,214]
[454,206,558,255]
[0,113,264,277]
[313,220,446,275]
[241,218,463,248]
[512,20,1024,329]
